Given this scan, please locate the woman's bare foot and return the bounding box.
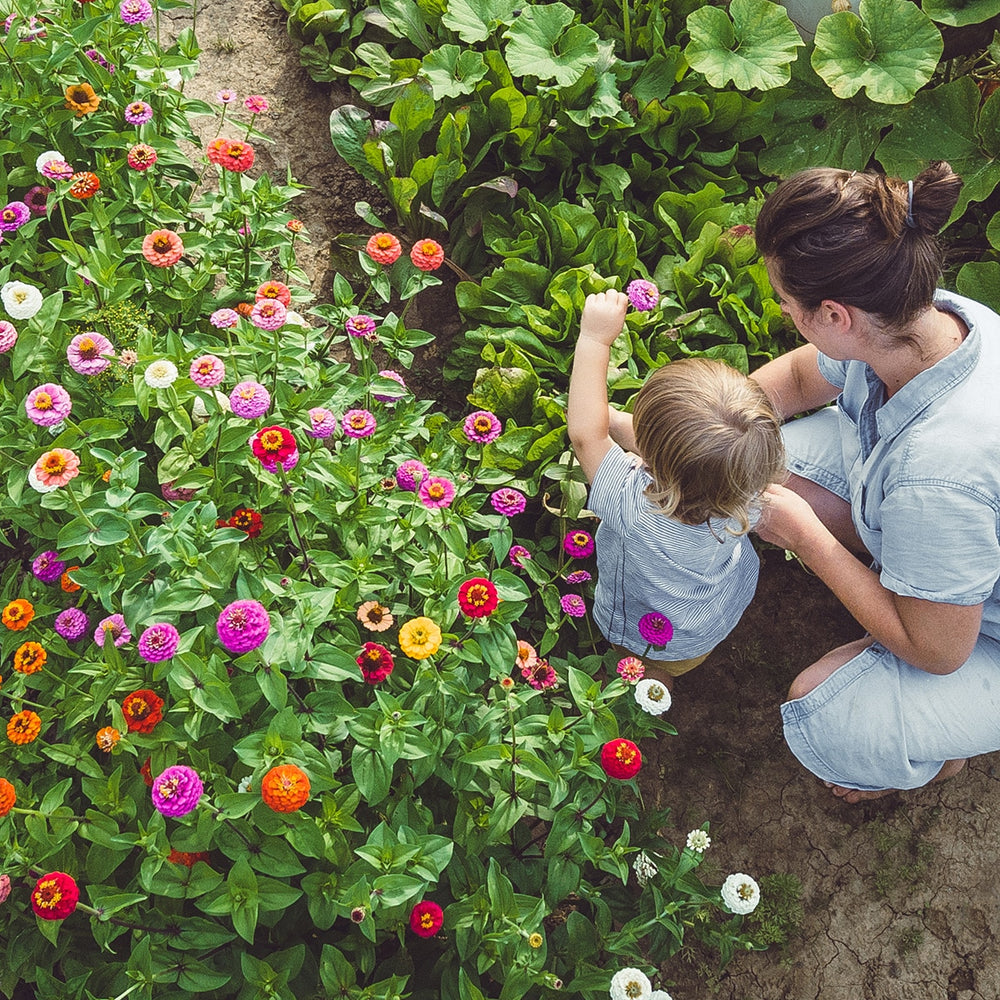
[823,758,967,804]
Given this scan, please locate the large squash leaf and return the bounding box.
[503,3,599,87]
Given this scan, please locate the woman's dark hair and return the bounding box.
[755,162,963,327]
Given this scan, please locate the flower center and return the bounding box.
[34,392,53,410]
[420,913,434,929]
[78,337,97,356]
[70,87,89,103]
[737,883,754,899]
[158,777,178,799]
[42,454,66,474]
[35,881,62,907]
[468,585,489,606]
[13,290,27,304]
[474,417,491,433]
[260,431,283,452]
[349,414,367,429]
[428,484,444,499]
[376,235,393,247]
[624,982,644,999]
[616,744,636,764]
[130,698,149,719]
[153,236,171,253]
[2,209,13,221]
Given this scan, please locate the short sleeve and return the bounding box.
[588,443,649,531]
[878,484,1000,604]
[816,351,849,389]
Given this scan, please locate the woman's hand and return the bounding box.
[755,483,826,553]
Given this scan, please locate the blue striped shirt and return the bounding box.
[588,444,760,659]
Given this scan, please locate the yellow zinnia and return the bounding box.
[398,616,442,660]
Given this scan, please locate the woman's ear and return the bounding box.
[819,299,854,333]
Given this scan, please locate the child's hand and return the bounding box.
[579,290,629,347]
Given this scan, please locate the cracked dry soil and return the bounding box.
[175,4,1000,998]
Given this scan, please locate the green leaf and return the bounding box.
[684,0,802,92]
[921,0,1000,26]
[442,0,521,43]
[329,105,386,187]
[503,4,599,87]
[422,45,488,100]
[957,261,1000,315]
[811,0,942,105]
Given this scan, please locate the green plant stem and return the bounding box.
[64,480,98,531]
[13,806,89,822]
[0,36,25,85]
[354,437,362,492]
[507,701,518,800]
[270,325,280,403]
[4,693,50,711]
[277,469,317,585]
[621,0,632,60]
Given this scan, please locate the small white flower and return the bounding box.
[632,851,657,886]
[144,359,178,388]
[609,968,652,1000]
[634,677,671,715]
[650,992,674,1000]
[721,872,760,915]
[35,149,63,173]
[136,66,184,89]
[237,776,253,793]
[27,466,58,494]
[47,422,66,437]
[1,281,43,320]
[686,829,711,853]
[283,309,309,328]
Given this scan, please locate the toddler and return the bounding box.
[567,289,785,684]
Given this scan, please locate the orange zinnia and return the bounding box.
[260,764,310,813]
[64,82,100,116]
[95,726,120,752]
[2,599,34,631]
[13,641,46,674]
[0,777,15,816]
[7,709,41,745]
[61,567,81,593]
[68,172,100,199]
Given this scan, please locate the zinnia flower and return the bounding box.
[217,599,270,654]
[490,488,526,516]
[609,968,652,1000]
[344,314,375,338]
[0,777,15,816]
[508,544,531,567]
[633,851,657,886]
[67,331,113,375]
[521,658,557,690]
[637,612,673,647]
[34,449,80,488]
[566,570,592,584]
[25,383,71,427]
[35,150,63,173]
[68,172,100,199]
[372,369,406,402]
[217,88,237,104]
[230,381,271,419]
[144,359,178,388]
[55,607,88,641]
[0,201,29,232]
[120,0,153,24]
[95,613,130,648]
[228,507,263,537]
[366,232,402,265]
[560,594,586,618]
[2,280,43,319]
[458,578,499,618]
[398,617,441,660]
[121,689,164,733]
[305,407,337,439]
[261,764,310,812]
[515,640,537,673]
[627,279,660,312]
[250,299,286,330]
[220,139,255,173]
[463,410,501,444]
[634,678,671,715]
[356,601,393,632]
[32,550,66,583]
[395,459,428,492]
[410,239,445,271]
[168,849,210,866]
[409,900,444,937]
[23,186,50,216]
[141,230,184,267]
[418,476,455,509]
[0,320,17,353]
[721,873,760,915]
[286,218,304,233]
[209,307,239,328]
[563,529,595,559]
[152,765,203,817]
[7,709,41,744]
[189,354,226,387]
[64,82,100,116]
[3,598,34,631]
[61,567,81,592]
[342,408,376,439]
[251,426,297,472]
[137,623,180,662]
[600,738,642,780]
[357,642,394,683]
[686,829,711,853]
[13,641,46,674]
[31,872,79,920]
[95,726,120,752]
[124,100,152,124]
[616,656,645,683]
[41,159,75,181]
[244,94,269,113]
[255,280,291,306]
[127,143,157,171]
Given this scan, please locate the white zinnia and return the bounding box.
[609,968,652,1000]
[144,359,178,388]
[27,465,58,494]
[686,829,711,853]
[650,992,674,1000]
[721,872,760,915]
[136,66,184,89]
[632,851,657,886]
[634,677,671,715]
[35,149,63,172]
[1,281,43,320]
[283,309,309,328]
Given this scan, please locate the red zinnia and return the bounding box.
[410,238,444,271]
[140,757,154,787]
[366,232,402,265]
[228,507,263,538]
[409,900,444,937]
[356,642,394,684]
[457,578,499,618]
[121,689,164,734]
[220,140,255,173]
[68,171,100,199]
[600,738,642,780]
[255,280,291,306]
[31,872,79,920]
[251,426,296,463]
[168,848,210,867]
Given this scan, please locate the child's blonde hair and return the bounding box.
[632,358,784,533]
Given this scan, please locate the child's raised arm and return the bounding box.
[567,289,629,483]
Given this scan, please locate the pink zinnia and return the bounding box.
[244,95,269,113]
[124,100,152,125]
[25,383,72,426]
[522,658,557,690]
[342,409,376,439]
[560,594,586,618]
[306,407,337,439]
[250,299,286,331]
[216,88,237,104]
[161,481,197,502]
[34,448,80,487]
[230,381,271,419]
[373,370,406,402]
[563,529,595,559]
[127,143,157,171]
[345,314,376,338]
[0,320,15,353]
[41,159,74,181]
[508,544,531,567]
[395,459,428,492]
[617,656,645,683]
[151,765,203,817]
[463,410,501,444]
[627,279,659,312]
[32,550,66,584]
[120,0,153,24]
[209,308,239,329]
[418,476,455,509]
[23,186,51,215]
[490,488,526,517]
[566,570,592,584]
[0,201,30,232]
[189,354,226,387]
[217,599,270,654]
[95,613,131,648]
[67,331,113,375]
[137,622,180,662]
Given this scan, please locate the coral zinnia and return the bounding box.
[600,738,642,780]
[410,239,445,272]
[127,143,157,171]
[68,172,100,199]
[220,139,255,173]
[261,764,309,812]
[31,872,79,920]
[121,689,164,733]
[398,617,442,660]
[458,578,499,618]
[7,709,41,744]
[255,280,291,306]
[141,229,184,267]
[409,900,444,937]
[3,599,34,630]
[0,777,15,816]
[366,232,402,265]
[356,642,394,684]
[34,448,80,488]
[13,641,46,674]
[64,82,100,116]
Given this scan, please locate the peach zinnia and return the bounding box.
[356,600,393,632]
[64,82,100,116]
[34,448,80,487]
[366,232,402,265]
[410,238,444,271]
[260,764,310,813]
[142,230,184,268]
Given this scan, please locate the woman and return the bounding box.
[750,162,1000,801]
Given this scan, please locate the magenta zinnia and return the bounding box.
[419,476,455,509]
[32,550,66,584]
[137,623,180,663]
[637,612,673,647]
[342,409,376,439]
[563,529,595,559]
[151,765,203,817]
[395,459,428,492]
[560,594,586,618]
[217,599,270,654]
[627,279,659,312]
[95,614,130,648]
[463,410,501,444]
[490,487,526,517]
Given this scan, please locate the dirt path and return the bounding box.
[171,4,1000,997]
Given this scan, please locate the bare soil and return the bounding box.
[173,4,1000,998]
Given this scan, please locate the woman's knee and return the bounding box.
[787,637,874,701]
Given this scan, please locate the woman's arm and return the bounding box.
[757,484,982,673]
[750,344,841,420]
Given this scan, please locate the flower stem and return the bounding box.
[64,480,98,531]
[277,469,316,585]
